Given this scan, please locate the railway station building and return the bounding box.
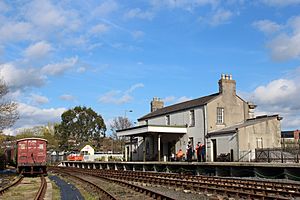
[117,74,282,162]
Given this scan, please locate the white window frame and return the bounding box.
[217,107,224,124]
[256,138,263,148]
[165,115,170,125]
[189,110,195,127]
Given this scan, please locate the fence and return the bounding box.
[255,147,300,163]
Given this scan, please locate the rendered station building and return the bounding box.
[117,74,282,162]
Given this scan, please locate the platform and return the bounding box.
[60,161,300,181]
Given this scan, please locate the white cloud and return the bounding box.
[10,102,65,131]
[162,96,192,104]
[124,8,154,20]
[132,30,145,39]
[252,20,281,34]
[99,83,144,104]
[41,56,78,75]
[176,96,192,103]
[30,93,49,104]
[208,9,233,26]
[252,79,297,105]
[0,22,33,43]
[248,68,300,130]
[0,63,45,91]
[268,34,300,61]
[89,24,110,35]
[0,1,10,12]
[77,67,87,73]
[59,94,75,101]
[25,0,68,30]
[92,0,118,17]
[150,0,218,10]
[99,91,132,104]
[126,83,144,93]
[162,96,176,103]
[255,16,300,61]
[262,0,300,7]
[24,41,53,59]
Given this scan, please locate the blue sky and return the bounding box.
[1,0,300,135]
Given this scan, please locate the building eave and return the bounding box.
[116,125,187,137]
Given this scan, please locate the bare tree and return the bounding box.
[0,80,19,131]
[110,116,133,139]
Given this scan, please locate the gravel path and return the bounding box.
[49,175,84,200]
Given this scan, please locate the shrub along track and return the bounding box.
[51,166,300,200]
[49,166,176,200]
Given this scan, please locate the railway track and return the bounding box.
[0,175,47,199]
[50,166,176,200]
[34,175,47,200]
[52,166,300,200]
[0,174,23,195]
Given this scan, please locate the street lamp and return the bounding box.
[123,110,133,161]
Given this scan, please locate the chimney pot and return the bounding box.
[151,97,164,112]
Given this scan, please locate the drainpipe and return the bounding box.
[236,128,239,161]
[143,136,146,162]
[203,105,208,161]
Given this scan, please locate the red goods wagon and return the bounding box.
[16,138,47,175]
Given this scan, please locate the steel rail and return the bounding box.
[96,169,300,196]
[93,170,291,200]
[50,166,176,200]
[92,174,176,200]
[34,175,47,200]
[0,175,23,196]
[64,167,297,200]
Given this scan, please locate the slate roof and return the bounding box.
[138,93,219,121]
[207,115,280,137]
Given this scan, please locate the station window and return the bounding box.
[217,107,224,124]
[256,138,263,148]
[189,110,195,127]
[165,115,170,125]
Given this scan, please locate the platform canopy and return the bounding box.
[116,124,187,137]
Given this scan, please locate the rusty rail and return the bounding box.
[34,175,47,200]
[57,166,300,200]
[0,175,23,196]
[50,166,176,200]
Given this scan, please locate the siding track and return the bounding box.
[0,174,23,196]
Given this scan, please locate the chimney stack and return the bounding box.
[151,97,164,112]
[218,73,236,95]
[248,102,257,119]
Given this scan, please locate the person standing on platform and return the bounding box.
[196,142,202,162]
[201,143,206,162]
[186,141,192,162]
[176,149,184,161]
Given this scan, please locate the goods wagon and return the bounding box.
[6,138,48,175]
[4,146,15,167]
